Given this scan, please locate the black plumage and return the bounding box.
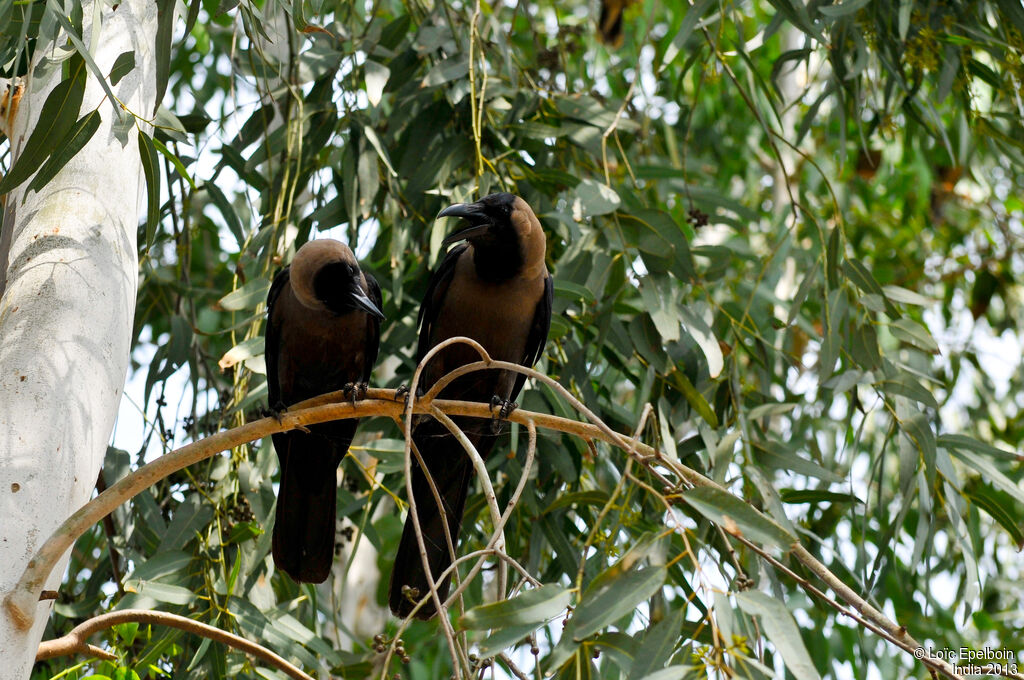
[389,193,553,619]
[266,239,383,583]
[598,0,628,46]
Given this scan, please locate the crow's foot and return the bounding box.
[261,401,288,423]
[342,382,369,404]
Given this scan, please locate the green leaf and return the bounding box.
[660,0,715,72]
[736,591,821,680]
[290,0,308,31]
[779,490,861,505]
[678,305,723,378]
[460,584,572,630]
[748,402,797,421]
[938,434,1018,461]
[949,448,1024,506]
[187,637,213,672]
[225,521,262,544]
[843,259,899,319]
[152,137,197,189]
[634,669,692,680]
[108,50,135,85]
[627,608,684,679]
[205,181,244,247]
[365,60,389,107]
[965,483,1024,547]
[127,551,192,581]
[184,0,202,33]
[422,54,469,87]
[113,622,139,645]
[623,209,696,282]
[592,632,637,671]
[681,486,795,549]
[155,0,176,105]
[753,440,845,483]
[887,318,939,353]
[881,285,934,306]
[818,0,871,18]
[667,370,718,428]
[123,580,196,606]
[543,490,611,514]
[825,226,841,288]
[820,287,847,381]
[218,279,271,311]
[362,124,397,177]
[0,61,86,194]
[787,267,818,327]
[27,109,101,193]
[218,337,265,370]
[554,279,597,304]
[226,550,243,594]
[45,2,123,122]
[477,623,546,659]
[572,564,666,640]
[848,321,881,371]
[900,410,936,485]
[574,179,621,217]
[640,278,680,342]
[229,597,319,668]
[158,496,213,551]
[878,375,938,410]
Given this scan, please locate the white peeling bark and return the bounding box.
[0,1,157,676]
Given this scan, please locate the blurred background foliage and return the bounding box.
[3,0,1024,677]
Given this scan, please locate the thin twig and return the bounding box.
[497,652,531,680]
[443,419,540,610]
[94,470,124,595]
[387,336,492,678]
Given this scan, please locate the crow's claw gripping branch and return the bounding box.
[342,382,369,405]
[261,401,288,424]
[395,384,424,410]
[489,395,519,420]
[489,395,518,433]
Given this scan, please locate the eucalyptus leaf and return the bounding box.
[681,486,795,549]
[460,584,572,630]
[218,279,271,311]
[736,591,821,680]
[572,564,666,640]
[27,109,100,193]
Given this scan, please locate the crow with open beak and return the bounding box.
[389,193,552,619]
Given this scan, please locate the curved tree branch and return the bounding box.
[35,609,313,680]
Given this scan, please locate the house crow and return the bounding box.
[266,239,384,583]
[389,193,553,619]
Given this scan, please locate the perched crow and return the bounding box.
[390,193,553,619]
[266,239,384,583]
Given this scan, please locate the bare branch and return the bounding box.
[36,609,313,680]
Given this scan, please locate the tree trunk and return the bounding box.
[0,1,157,676]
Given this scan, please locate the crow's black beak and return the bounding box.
[438,202,491,247]
[349,284,385,320]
